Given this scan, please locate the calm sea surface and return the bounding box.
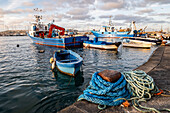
[0,36,157,113]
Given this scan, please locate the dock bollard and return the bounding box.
[98,70,121,83]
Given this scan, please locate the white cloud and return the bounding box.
[6,0,34,10]
[135,9,154,15]
[0,8,33,15]
[98,1,125,10]
[67,8,89,15]
[157,13,170,16]
[71,15,91,20]
[144,0,170,5]
[99,15,111,18]
[113,14,168,24]
[0,0,170,31]
[55,14,71,19]
[22,2,35,7]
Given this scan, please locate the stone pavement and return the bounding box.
[59,45,170,113]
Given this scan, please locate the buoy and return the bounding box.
[38,50,45,53]
[50,57,54,64]
[17,44,19,47]
[51,61,56,70]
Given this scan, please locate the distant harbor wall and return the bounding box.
[0,30,28,36]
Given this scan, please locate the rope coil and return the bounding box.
[122,70,170,113]
[77,72,130,107]
[122,70,159,100]
[77,70,170,112]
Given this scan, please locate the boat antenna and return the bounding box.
[33,8,43,24]
[51,19,55,24]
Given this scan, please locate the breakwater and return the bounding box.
[0,30,27,36]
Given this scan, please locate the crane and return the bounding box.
[48,24,65,38]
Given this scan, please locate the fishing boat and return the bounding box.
[122,39,152,49]
[83,37,121,50]
[91,20,146,38]
[50,50,83,76]
[91,19,162,45]
[28,12,88,48]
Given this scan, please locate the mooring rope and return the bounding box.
[77,70,170,112]
[121,70,170,113]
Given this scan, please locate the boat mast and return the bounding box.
[132,21,136,31]
[109,16,112,26]
[34,8,43,24]
[29,8,44,37]
[129,21,137,34]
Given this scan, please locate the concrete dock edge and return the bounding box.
[59,45,170,113]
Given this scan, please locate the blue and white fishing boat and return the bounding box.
[91,21,146,38]
[28,12,88,48]
[50,50,83,76]
[91,19,162,45]
[28,33,88,48]
[83,37,121,50]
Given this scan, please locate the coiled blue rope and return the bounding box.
[77,70,170,112]
[77,72,131,106]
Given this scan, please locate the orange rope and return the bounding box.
[122,100,130,107]
[154,89,163,95]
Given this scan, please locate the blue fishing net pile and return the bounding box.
[78,72,131,106]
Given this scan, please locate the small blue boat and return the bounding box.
[52,50,83,76]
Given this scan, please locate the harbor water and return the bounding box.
[0,36,157,113]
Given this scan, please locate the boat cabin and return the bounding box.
[29,22,49,38]
[100,26,115,32]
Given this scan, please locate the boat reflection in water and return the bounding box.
[52,69,84,87]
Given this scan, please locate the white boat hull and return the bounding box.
[123,39,152,49]
[83,43,118,50]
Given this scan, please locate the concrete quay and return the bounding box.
[59,44,170,113]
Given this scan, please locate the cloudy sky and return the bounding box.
[0,0,170,31]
